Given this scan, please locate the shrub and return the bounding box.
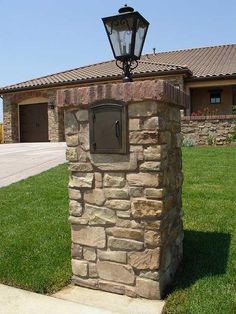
[182,137,196,147]
[207,134,215,145]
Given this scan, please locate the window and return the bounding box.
[209,90,221,104]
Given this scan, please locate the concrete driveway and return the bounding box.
[0,142,67,188]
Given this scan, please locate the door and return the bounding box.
[233,85,236,113]
[20,104,49,142]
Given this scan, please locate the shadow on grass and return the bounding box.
[170,229,230,290]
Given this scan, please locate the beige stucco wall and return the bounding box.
[190,85,233,115]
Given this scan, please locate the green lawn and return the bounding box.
[0,164,71,294]
[0,147,235,313]
[164,147,236,314]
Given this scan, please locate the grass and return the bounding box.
[0,147,235,313]
[164,147,236,314]
[0,164,71,294]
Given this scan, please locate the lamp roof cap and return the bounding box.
[118,4,134,14]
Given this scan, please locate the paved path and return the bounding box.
[0,142,67,188]
[0,284,164,314]
[0,284,108,314]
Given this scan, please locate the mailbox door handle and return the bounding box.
[115,120,120,138]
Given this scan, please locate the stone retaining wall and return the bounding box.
[181,115,236,145]
[57,80,187,300]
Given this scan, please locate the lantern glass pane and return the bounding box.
[134,18,148,58]
[105,16,134,59]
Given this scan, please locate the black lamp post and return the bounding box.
[102,5,149,82]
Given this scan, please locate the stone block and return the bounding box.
[142,220,161,230]
[72,276,98,289]
[69,216,89,225]
[103,173,126,187]
[83,247,96,262]
[69,200,82,217]
[66,134,79,147]
[99,280,125,295]
[169,108,180,121]
[129,131,158,145]
[129,145,144,160]
[116,219,141,229]
[139,270,160,281]
[72,259,88,277]
[139,162,161,171]
[144,231,161,247]
[69,163,93,172]
[128,102,158,117]
[127,173,159,187]
[143,117,159,130]
[72,226,106,248]
[68,188,81,201]
[69,173,94,188]
[78,128,89,151]
[108,237,143,251]
[176,133,183,147]
[131,199,163,218]
[145,188,164,199]
[88,263,98,278]
[98,250,127,264]
[97,261,135,285]
[77,147,87,162]
[136,277,161,299]
[159,131,171,145]
[106,227,143,241]
[85,204,116,225]
[76,109,88,122]
[99,280,136,297]
[90,153,138,171]
[130,187,143,197]
[128,248,160,270]
[95,173,103,188]
[105,200,130,211]
[66,148,78,162]
[104,189,129,199]
[71,243,83,259]
[144,146,162,161]
[65,111,78,135]
[116,211,131,218]
[129,118,141,130]
[84,189,106,206]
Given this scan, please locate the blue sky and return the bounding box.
[1,0,236,121]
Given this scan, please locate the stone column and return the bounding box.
[57,80,188,300]
[3,95,19,143]
[48,90,65,142]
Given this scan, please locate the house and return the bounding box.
[0,44,236,143]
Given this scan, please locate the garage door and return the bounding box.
[19,104,49,142]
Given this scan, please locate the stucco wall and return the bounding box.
[191,85,233,115]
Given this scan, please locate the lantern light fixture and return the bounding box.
[102,5,149,82]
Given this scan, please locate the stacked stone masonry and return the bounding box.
[181,115,236,146]
[60,80,186,300]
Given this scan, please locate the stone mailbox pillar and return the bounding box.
[57,80,188,300]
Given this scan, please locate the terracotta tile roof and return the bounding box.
[145,44,236,79]
[0,60,189,93]
[1,44,235,93]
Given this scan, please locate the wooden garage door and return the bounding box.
[20,104,49,142]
